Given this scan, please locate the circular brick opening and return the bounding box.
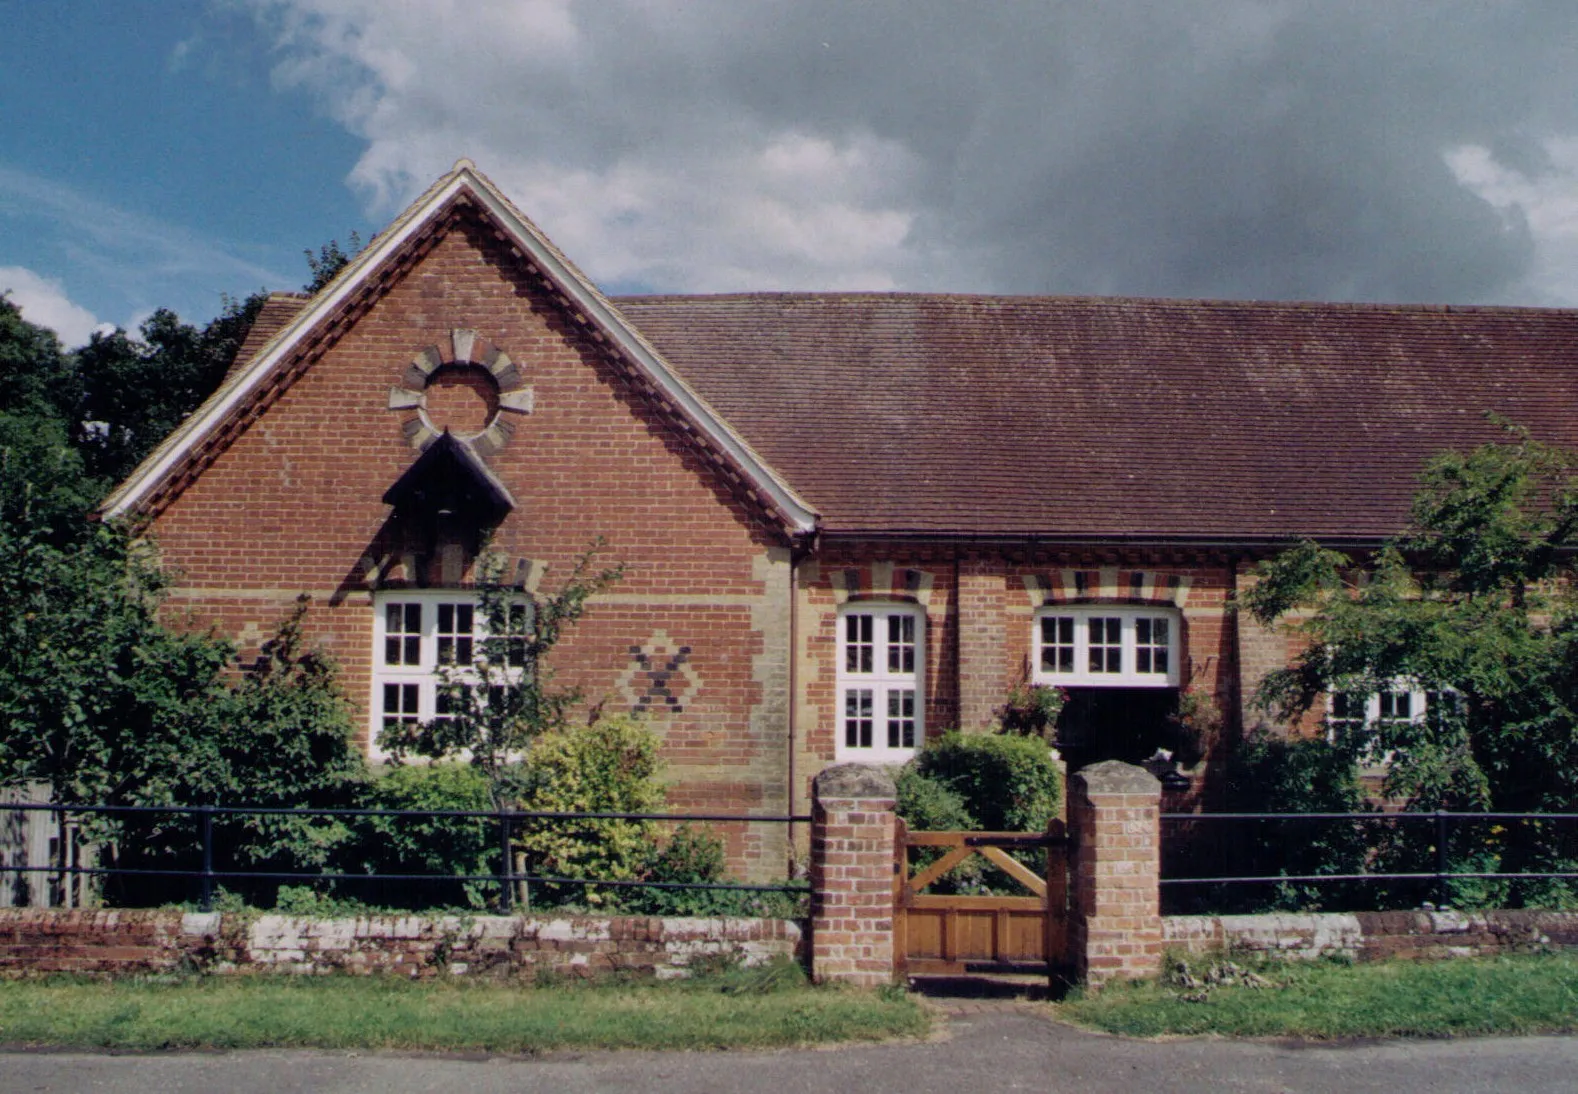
[423,365,500,436]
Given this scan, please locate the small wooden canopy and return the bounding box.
[382,430,515,526]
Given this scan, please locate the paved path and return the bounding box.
[3,1009,1576,1093]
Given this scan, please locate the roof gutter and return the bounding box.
[813,530,1400,551]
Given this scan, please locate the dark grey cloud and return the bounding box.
[252,1,1578,303]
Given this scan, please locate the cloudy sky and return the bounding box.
[6,1,1578,346]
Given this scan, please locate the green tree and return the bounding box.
[1244,425,1578,896]
[74,295,266,483]
[303,234,362,294]
[0,298,97,542]
[101,598,367,906]
[0,522,232,808]
[0,294,80,426]
[377,544,623,806]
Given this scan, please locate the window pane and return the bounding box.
[1136,616,1169,675]
[436,601,474,665]
[1333,693,1365,720]
[1041,615,1076,674]
[431,688,458,731]
[844,688,874,748]
[886,689,916,749]
[845,614,874,674]
[381,682,420,735]
[506,603,529,667]
[384,603,421,666]
[1379,692,1411,720]
[887,613,916,674]
[1089,617,1121,673]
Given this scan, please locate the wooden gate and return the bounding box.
[894,819,1068,975]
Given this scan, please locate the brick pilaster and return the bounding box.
[809,764,897,987]
[1069,760,1163,989]
[956,555,1007,730]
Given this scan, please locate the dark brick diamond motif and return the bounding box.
[629,644,694,715]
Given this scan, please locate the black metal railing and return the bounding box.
[0,801,811,913]
[1160,809,1578,915]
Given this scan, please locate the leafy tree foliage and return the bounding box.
[913,732,1063,832]
[1244,427,1578,895]
[74,295,266,483]
[0,299,98,542]
[1198,733,1369,912]
[303,233,362,294]
[351,763,497,910]
[183,597,367,861]
[0,296,79,426]
[103,598,368,906]
[514,714,664,907]
[0,522,232,808]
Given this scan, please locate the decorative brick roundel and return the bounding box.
[386,328,534,455]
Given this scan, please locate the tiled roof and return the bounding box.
[224,292,311,382]
[613,293,1578,540]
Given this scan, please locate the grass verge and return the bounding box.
[1057,951,1578,1039]
[0,962,926,1053]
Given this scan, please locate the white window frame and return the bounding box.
[835,603,925,763]
[1325,684,1459,768]
[1030,606,1182,688]
[369,591,527,761]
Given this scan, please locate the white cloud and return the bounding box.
[242,1,1578,303]
[0,267,106,347]
[243,0,937,292]
[1446,141,1578,306]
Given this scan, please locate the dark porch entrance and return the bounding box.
[1052,687,1183,769]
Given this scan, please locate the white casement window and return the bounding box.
[1326,685,1459,766]
[1031,606,1181,687]
[369,592,527,758]
[836,604,924,763]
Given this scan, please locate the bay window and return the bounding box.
[1031,606,1181,687]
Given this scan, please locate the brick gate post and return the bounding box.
[809,763,898,987]
[1068,760,1163,989]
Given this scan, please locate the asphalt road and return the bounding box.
[3,1011,1575,1094]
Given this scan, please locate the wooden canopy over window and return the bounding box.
[382,430,514,527]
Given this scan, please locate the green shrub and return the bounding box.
[515,713,663,907]
[100,598,366,909]
[894,766,975,830]
[351,762,498,910]
[1225,732,1365,815]
[915,732,1062,832]
[624,824,802,918]
[895,733,1062,896]
[1181,732,1369,913]
[893,765,986,893]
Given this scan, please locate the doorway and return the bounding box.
[1052,687,1181,769]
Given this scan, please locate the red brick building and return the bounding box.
[101,161,1578,871]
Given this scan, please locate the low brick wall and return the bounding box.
[1164,909,1578,961]
[0,909,803,979]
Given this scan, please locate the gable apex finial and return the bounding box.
[452,157,477,174]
